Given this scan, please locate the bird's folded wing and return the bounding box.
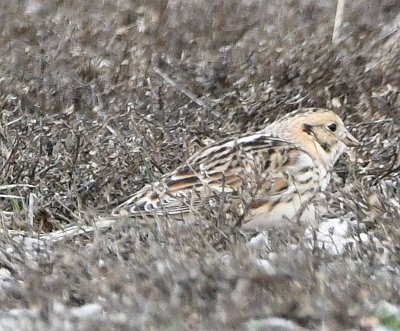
[111,134,317,218]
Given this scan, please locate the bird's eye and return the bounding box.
[327,123,337,132]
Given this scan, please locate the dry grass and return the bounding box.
[0,0,399,330]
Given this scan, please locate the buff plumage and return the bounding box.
[112,108,359,231]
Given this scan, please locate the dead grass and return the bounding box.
[0,0,399,330]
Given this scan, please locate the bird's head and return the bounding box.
[263,108,359,169]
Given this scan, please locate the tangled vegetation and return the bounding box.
[0,0,399,330]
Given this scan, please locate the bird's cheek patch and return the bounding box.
[302,124,313,134]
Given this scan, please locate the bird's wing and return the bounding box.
[111,133,318,218]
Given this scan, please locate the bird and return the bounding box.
[111,108,359,232]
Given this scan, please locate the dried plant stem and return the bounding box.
[0,184,36,190]
[40,218,117,244]
[0,218,117,245]
[27,193,36,227]
[332,0,346,45]
[154,68,208,108]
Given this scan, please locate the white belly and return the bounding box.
[241,191,317,231]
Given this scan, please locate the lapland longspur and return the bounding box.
[112,108,359,231]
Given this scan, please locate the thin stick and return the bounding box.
[0,218,118,245]
[154,68,208,108]
[0,194,24,199]
[39,218,117,244]
[27,193,36,227]
[0,184,36,190]
[332,0,345,45]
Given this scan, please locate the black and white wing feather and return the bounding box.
[111,133,319,219]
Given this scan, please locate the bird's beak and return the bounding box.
[343,131,360,147]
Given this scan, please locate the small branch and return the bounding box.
[0,218,118,248]
[39,218,117,244]
[154,68,208,108]
[0,194,24,199]
[0,184,36,190]
[0,136,21,176]
[332,0,346,45]
[27,193,36,228]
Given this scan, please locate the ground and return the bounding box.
[0,0,400,330]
